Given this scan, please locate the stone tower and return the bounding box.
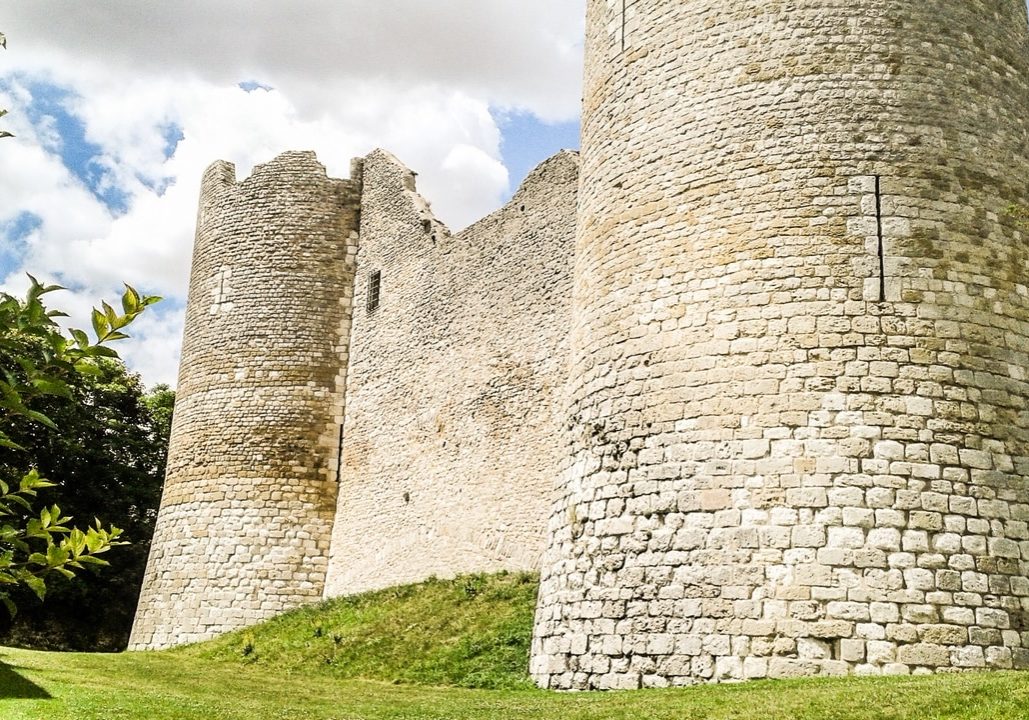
[129,153,361,649]
[532,0,1029,689]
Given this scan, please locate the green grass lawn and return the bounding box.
[2,573,1029,719]
[4,648,1029,720]
[177,572,541,689]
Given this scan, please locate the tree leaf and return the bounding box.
[31,377,73,398]
[0,594,17,619]
[70,328,90,348]
[22,574,46,601]
[0,270,161,616]
[122,285,141,314]
[0,434,25,451]
[26,408,59,429]
[91,308,108,339]
[46,543,69,567]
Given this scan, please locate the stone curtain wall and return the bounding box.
[323,150,578,596]
[129,153,361,649]
[532,0,1029,689]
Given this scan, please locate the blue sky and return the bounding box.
[20,82,132,214]
[497,112,580,198]
[0,1,586,385]
[0,212,41,277]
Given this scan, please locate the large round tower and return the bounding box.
[532,0,1029,688]
[129,153,361,649]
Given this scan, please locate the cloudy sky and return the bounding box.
[0,1,585,387]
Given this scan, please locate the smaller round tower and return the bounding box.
[129,152,362,649]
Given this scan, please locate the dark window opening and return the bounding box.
[367,269,381,313]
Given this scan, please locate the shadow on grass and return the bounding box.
[0,661,51,699]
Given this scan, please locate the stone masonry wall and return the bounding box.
[532,0,1029,689]
[323,150,578,596]
[130,153,360,649]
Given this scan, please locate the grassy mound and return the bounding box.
[176,571,538,689]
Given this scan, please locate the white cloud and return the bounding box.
[118,306,188,390]
[0,2,585,387]
[2,1,585,121]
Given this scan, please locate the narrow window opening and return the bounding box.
[875,176,886,302]
[335,424,345,483]
[367,269,381,313]
[621,0,627,52]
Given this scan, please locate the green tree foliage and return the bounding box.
[0,360,173,650]
[0,277,159,620]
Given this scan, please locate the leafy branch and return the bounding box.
[0,276,160,614]
[0,471,124,616]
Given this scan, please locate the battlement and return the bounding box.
[198,151,362,200]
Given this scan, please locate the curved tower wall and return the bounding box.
[533,0,1029,689]
[129,152,361,650]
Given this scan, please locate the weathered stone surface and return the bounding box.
[323,150,578,595]
[129,153,362,649]
[531,0,1029,690]
[131,148,578,649]
[133,0,1029,687]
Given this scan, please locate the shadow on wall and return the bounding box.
[0,660,51,699]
